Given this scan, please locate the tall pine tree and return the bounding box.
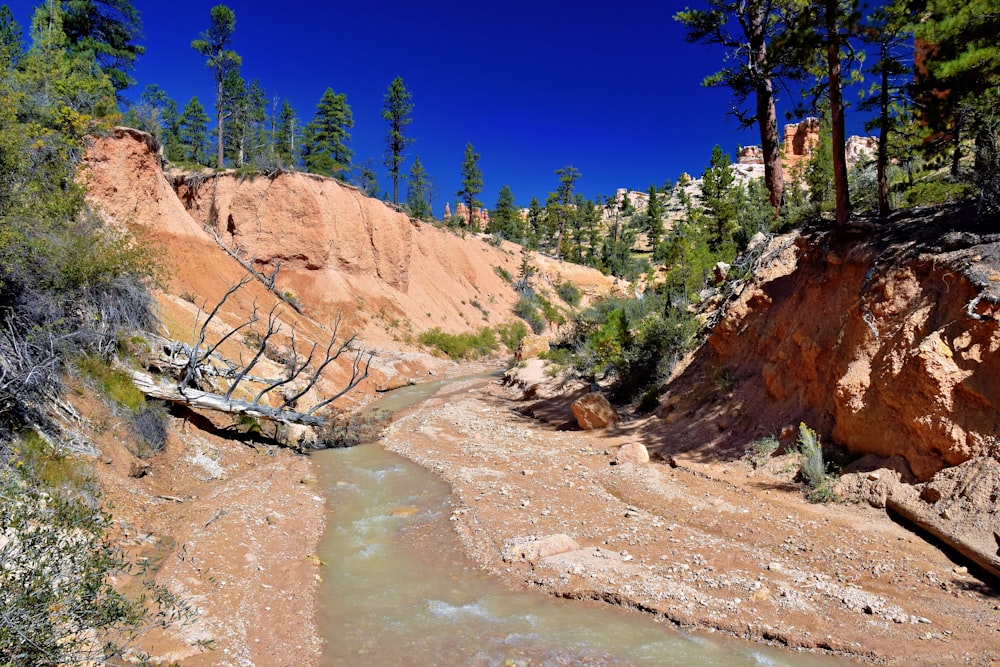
[192,4,240,168]
[455,142,483,228]
[301,88,353,178]
[382,76,413,205]
[61,0,143,93]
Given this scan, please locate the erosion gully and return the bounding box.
[314,376,846,666]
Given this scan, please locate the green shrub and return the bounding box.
[496,320,529,352]
[902,179,974,207]
[75,354,146,413]
[554,279,582,307]
[796,423,839,502]
[514,296,546,334]
[1,436,192,664]
[418,327,498,359]
[493,266,512,283]
[745,435,780,469]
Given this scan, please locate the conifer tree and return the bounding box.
[525,196,545,249]
[61,0,144,93]
[553,165,580,258]
[382,76,413,205]
[911,0,1000,204]
[221,70,266,167]
[675,0,791,211]
[273,98,298,167]
[0,5,23,69]
[487,184,522,240]
[178,96,210,165]
[643,184,664,248]
[406,154,431,220]
[192,4,240,168]
[455,142,483,228]
[301,87,353,178]
[700,145,737,249]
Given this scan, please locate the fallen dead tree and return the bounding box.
[132,272,372,427]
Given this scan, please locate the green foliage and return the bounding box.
[405,154,431,219]
[496,320,528,352]
[272,98,299,168]
[382,76,414,205]
[513,296,546,335]
[418,326,498,360]
[795,422,838,502]
[556,293,698,402]
[0,452,190,664]
[554,279,581,307]
[75,353,145,413]
[745,435,780,469]
[301,87,354,177]
[493,265,512,283]
[486,184,523,240]
[191,4,241,168]
[61,0,145,94]
[177,96,210,165]
[456,142,483,225]
[902,178,973,207]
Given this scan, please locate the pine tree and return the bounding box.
[912,0,1000,204]
[354,158,381,198]
[221,70,266,167]
[178,96,210,165]
[487,184,522,240]
[405,154,431,220]
[525,196,544,249]
[455,142,483,228]
[781,0,861,226]
[0,5,24,69]
[191,4,240,168]
[382,76,413,205]
[61,0,144,93]
[700,145,737,249]
[643,184,664,248]
[553,165,580,258]
[858,0,911,215]
[273,98,298,167]
[301,87,353,178]
[675,0,791,211]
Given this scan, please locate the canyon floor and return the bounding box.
[381,375,1000,667]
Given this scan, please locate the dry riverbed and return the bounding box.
[381,376,1000,666]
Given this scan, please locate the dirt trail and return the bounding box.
[381,375,1000,666]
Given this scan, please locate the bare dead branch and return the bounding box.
[223,302,283,400]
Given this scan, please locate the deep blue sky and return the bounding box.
[8,1,870,214]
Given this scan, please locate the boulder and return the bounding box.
[503,534,581,564]
[515,334,550,361]
[572,392,618,430]
[615,443,649,466]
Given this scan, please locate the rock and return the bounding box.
[376,377,412,392]
[615,443,650,466]
[515,334,550,361]
[129,459,151,479]
[503,534,581,564]
[571,392,618,430]
[713,261,731,284]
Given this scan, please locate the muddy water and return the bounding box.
[314,380,845,666]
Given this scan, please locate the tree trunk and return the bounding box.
[129,370,325,427]
[826,0,851,227]
[216,76,225,169]
[877,41,891,216]
[751,2,785,212]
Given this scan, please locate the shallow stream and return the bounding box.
[314,379,846,666]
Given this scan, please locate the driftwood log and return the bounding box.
[129,370,325,427]
[886,495,1000,581]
